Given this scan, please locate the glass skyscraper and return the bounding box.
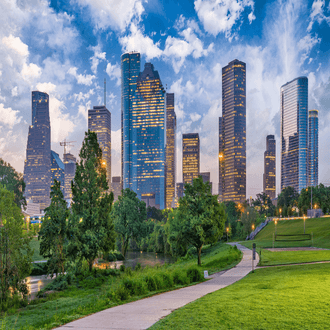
[263,135,276,199]
[280,77,308,193]
[308,109,318,187]
[51,150,65,193]
[219,59,246,203]
[63,152,76,201]
[24,91,51,210]
[165,93,176,209]
[182,133,200,185]
[88,105,111,188]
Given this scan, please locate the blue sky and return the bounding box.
[0,0,330,197]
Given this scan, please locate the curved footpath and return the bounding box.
[57,243,258,330]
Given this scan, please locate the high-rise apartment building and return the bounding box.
[112,176,122,202]
[308,109,318,187]
[129,62,166,209]
[200,172,212,193]
[219,59,246,203]
[51,150,65,193]
[280,77,308,192]
[88,105,111,187]
[165,93,176,209]
[24,91,51,210]
[263,135,276,199]
[63,153,76,201]
[121,52,141,189]
[182,133,200,185]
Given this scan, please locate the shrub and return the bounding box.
[161,273,173,289]
[115,285,129,301]
[187,267,203,283]
[173,271,189,285]
[135,263,142,271]
[30,262,48,276]
[125,267,133,276]
[119,264,125,272]
[145,275,157,291]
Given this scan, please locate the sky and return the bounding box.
[0,0,330,198]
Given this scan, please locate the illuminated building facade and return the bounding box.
[263,135,276,199]
[112,176,122,202]
[63,153,76,200]
[88,105,111,188]
[219,59,246,203]
[308,109,318,187]
[130,62,166,209]
[165,93,176,209]
[182,133,200,185]
[280,77,308,192]
[175,182,184,207]
[24,91,51,210]
[121,52,141,189]
[51,150,65,193]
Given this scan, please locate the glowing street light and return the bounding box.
[252,223,255,231]
[274,219,278,236]
[226,227,229,241]
[303,215,306,234]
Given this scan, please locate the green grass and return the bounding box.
[150,263,330,330]
[30,238,45,262]
[0,242,242,330]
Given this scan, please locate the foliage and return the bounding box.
[146,206,164,222]
[223,201,241,238]
[0,158,26,209]
[68,130,115,271]
[112,188,147,257]
[0,185,32,311]
[298,184,330,215]
[169,176,226,265]
[240,206,261,236]
[277,186,299,216]
[38,179,69,276]
[252,192,275,216]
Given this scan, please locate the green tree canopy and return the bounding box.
[169,176,226,265]
[252,192,275,216]
[111,188,147,257]
[298,184,330,215]
[277,186,299,210]
[39,179,69,276]
[68,130,115,271]
[0,158,26,208]
[240,206,259,235]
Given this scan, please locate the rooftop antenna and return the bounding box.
[59,139,76,160]
[104,78,106,107]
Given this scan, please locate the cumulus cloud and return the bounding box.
[2,35,29,57]
[68,67,95,86]
[0,103,22,128]
[36,82,56,94]
[21,62,42,80]
[89,44,106,74]
[190,112,202,122]
[297,33,321,64]
[106,62,121,86]
[73,89,95,103]
[11,86,18,97]
[307,0,330,32]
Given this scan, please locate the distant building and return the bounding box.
[51,150,65,193]
[200,172,212,193]
[63,152,76,201]
[165,93,176,209]
[112,176,122,202]
[23,199,40,217]
[263,135,276,199]
[182,133,200,185]
[308,109,318,187]
[281,77,308,192]
[175,182,184,207]
[219,59,246,203]
[24,91,51,210]
[88,105,111,188]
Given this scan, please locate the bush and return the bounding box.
[119,264,125,272]
[135,263,142,271]
[30,262,48,276]
[161,273,173,289]
[187,267,203,283]
[125,267,133,276]
[173,271,189,285]
[145,275,157,291]
[115,285,129,301]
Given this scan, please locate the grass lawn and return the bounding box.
[30,238,46,262]
[0,242,241,330]
[150,263,330,330]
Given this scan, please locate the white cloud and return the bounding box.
[73,89,95,103]
[75,0,145,31]
[36,82,56,94]
[307,0,330,32]
[89,44,106,74]
[106,62,121,86]
[68,67,95,86]
[2,35,29,57]
[21,62,42,80]
[0,103,22,128]
[190,112,202,122]
[194,0,255,37]
[78,100,92,123]
[248,11,256,24]
[11,86,18,97]
[297,33,321,64]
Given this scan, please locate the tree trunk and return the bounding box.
[88,259,93,272]
[197,245,203,266]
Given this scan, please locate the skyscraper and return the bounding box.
[88,105,111,187]
[24,91,51,210]
[130,62,166,209]
[165,93,176,209]
[182,133,200,185]
[280,77,308,192]
[200,172,212,192]
[121,52,141,189]
[219,59,246,203]
[308,109,318,187]
[263,135,276,199]
[112,176,122,202]
[63,153,76,201]
[51,150,65,193]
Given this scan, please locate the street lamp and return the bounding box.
[279,208,282,219]
[226,227,229,241]
[274,219,277,236]
[252,223,255,231]
[303,215,306,234]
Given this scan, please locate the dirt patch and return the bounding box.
[266,247,329,252]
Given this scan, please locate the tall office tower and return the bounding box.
[200,172,212,192]
[112,176,122,202]
[165,93,176,209]
[263,135,276,199]
[280,77,308,192]
[88,105,111,188]
[308,109,318,187]
[24,91,51,210]
[219,59,246,203]
[63,153,76,201]
[182,133,200,185]
[175,182,184,207]
[130,62,166,209]
[51,150,65,193]
[121,52,141,189]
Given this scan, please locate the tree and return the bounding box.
[111,188,147,257]
[240,206,260,235]
[0,185,32,309]
[0,158,26,209]
[223,201,241,237]
[68,130,115,271]
[277,186,299,210]
[169,176,226,265]
[252,192,275,216]
[39,179,69,276]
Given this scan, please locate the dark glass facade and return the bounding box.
[200,172,212,192]
[280,77,308,192]
[121,52,141,189]
[263,135,276,199]
[308,109,318,187]
[88,105,111,188]
[24,91,51,210]
[51,150,65,193]
[112,176,122,202]
[63,153,76,200]
[182,133,200,185]
[165,93,176,209]
[219,59,246,203]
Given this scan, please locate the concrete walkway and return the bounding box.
[57,243,258,330]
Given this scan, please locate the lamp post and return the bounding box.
[252,223,255,231]
[226,227,229,242]
[303,216,306,234]
[279,208,282,219]
[274,219,277,236]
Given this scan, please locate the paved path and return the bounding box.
[57,243,258,330]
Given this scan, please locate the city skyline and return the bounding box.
[1,0,330,198]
